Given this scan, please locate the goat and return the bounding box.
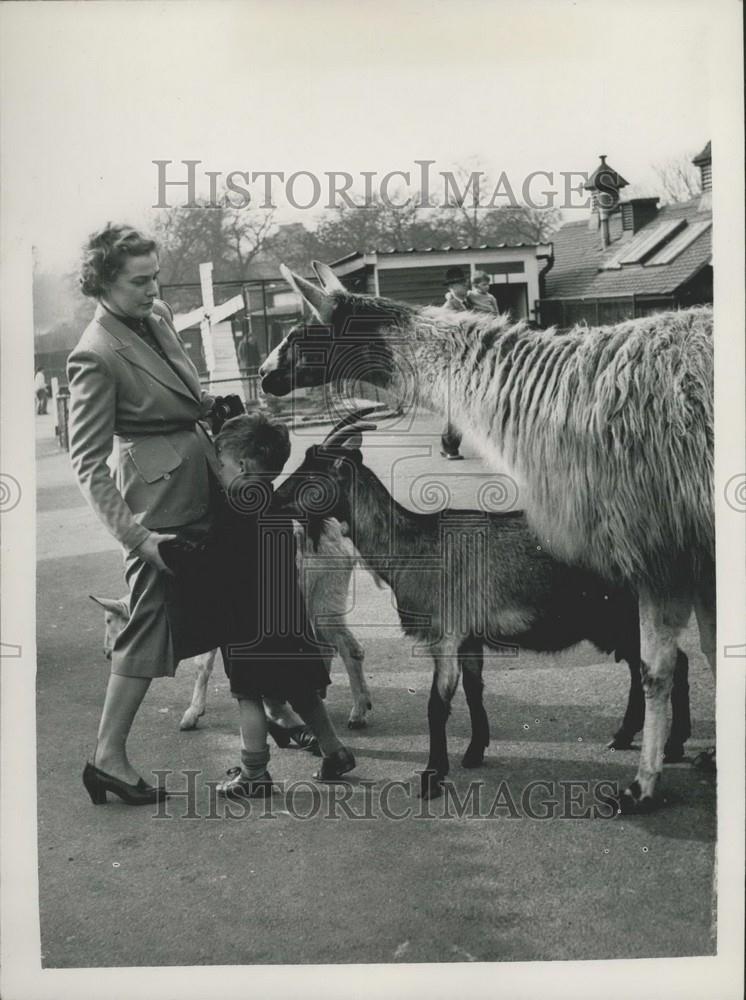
[260,262,713,812]
[274,412,692,798]
[89,516,371,732]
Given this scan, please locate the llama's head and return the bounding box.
[260,261,417,398]
[90,595,129,660]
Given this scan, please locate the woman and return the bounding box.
[68,224,221,804]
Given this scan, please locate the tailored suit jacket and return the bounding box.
[67,299,219,552]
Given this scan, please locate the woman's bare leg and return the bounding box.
[94,674,151,783]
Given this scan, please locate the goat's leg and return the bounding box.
[608,658,644,751]
[618,593,691,814]
[319,625,370,729]
[179,649,217,730]
[460,643,489,768]
[422,653,461,800]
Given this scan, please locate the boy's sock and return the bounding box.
[240,747,270,780]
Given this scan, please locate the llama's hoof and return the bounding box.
[419,770,444,800]
[614,782,658,816]
[461,743,486,768]
[663,743,686,764]
[179,709,203,731]
[692,748,716,773]
[347,718,367,730]
[607,731,635,751]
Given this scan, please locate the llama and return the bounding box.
[260,261,714,812]
[90,516,371,732]
[275,411,692,798]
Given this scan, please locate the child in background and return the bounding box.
[211,413,355,798]
[468,272,499,315]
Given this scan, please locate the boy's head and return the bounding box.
[214,412,291,489]
[473,271,490,292]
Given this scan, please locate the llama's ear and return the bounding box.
[280,264,333,323]
[312,261,346,294]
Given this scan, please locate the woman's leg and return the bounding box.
[94,674,151,783]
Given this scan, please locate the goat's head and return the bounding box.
[260,261,416,399]
[90,595,129,660]
[274,405,383,546]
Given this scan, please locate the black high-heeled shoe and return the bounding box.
[82,762,168,806]
[267,722,320,755]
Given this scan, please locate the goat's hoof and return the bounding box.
[614,781,658,816]
[607,731,635,751]
[461,744,486,769]
[179,711,202,731]
[347,718,367,730]
[419,770,444,800]
[663,743,686,764]
[692,748,716,773]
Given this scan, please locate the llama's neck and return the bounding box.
[380,307,531,472]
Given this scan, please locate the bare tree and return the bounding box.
[652,154,702,204]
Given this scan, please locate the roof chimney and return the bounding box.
[584,155,629,248]
[692,141,711,211]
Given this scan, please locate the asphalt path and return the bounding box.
[35,408,716,970]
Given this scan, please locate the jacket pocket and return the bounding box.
[127,435,183,483]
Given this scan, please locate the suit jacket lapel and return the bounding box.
[96,305,200,403]
[146,312,202,401]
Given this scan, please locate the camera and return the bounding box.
[208,394,245,435]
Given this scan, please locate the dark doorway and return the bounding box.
[490,283,528,320]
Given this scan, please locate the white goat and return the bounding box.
[91,517,371,730]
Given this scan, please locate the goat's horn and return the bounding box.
[321,405,389,444]
[324,419,382,449]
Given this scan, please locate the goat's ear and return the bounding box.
[280,264,333,323]
[90,595,128,616]
[312,261,346,294]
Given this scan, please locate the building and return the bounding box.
[329,243,553,323]
[538,142,712,328]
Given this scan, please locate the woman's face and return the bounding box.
[103,252,159,318]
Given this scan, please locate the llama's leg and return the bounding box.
[608,658,644,750]
[460,641,489,768]
[179,649,217,730]
[663,650,691,762]
[619,593,691,813]
[694,587,716,676]
[422,650,461,800]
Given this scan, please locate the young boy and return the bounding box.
[209,413,355,798]
[467,272,499,315]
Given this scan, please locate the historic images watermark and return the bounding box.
[153,159,594,212]
[150,773,621,821]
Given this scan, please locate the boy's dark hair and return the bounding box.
[80,223,157,298]
[216,412,291,473]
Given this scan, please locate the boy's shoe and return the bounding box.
[313,747,356,782]
[216,767,274,799]
[267,721,321,755]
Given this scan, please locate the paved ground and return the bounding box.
[35,409,716,969]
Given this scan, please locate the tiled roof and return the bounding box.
[331,243,548,267]
[543,198,711,299]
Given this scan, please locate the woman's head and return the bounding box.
[215,412,291,489]
[80,223,159,318]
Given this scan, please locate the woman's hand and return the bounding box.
[134,531,177,575]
